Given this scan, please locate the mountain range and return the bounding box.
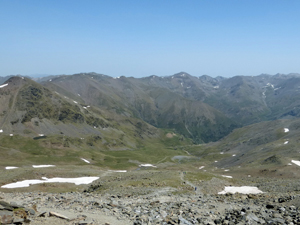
[1,72,300,173]
[2,72,300,143]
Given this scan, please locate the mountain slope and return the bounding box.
[42,73,239,143]
[0,76,166,151]
[186,117,300,178]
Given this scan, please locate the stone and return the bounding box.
[0,201,13,211]
[38,211,47,217]
[0,214,13,224]
[0,211,13,216]
[49,211,69,220]
[25,207,36,215]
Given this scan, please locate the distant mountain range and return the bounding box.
[1,72,300,144]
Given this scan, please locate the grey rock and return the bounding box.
[0,210,13,216]
[178,215,192,225]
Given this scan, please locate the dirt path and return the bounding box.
[179,172,201,194]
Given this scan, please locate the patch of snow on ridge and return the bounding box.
[5,166,18,170]
[199,166,205,170]
[284,141,289,144]
[232,154,236,157]
[0,83,8,88]
[284,128,289,133]
[139,164,157,168]
[81,158,90,164]
[0,129,3,133]
[291,160,300,166]
[221,175,232,178]
[1,177,99,188]
[266,83,274,88]
[32,165,55,168]
[108,170,127,173]
[218,186,263,194]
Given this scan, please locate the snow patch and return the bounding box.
[213,86,219,89]
[218,186,263,194]
[32,165,55,168]
[81,158,90,164]
[1,177,99,188]
[5,166,18,170]
[199,166,205,170]
[108,170,127,173]
[284,128,289,133]
[232,154,236,157]
[284,141,289,144]
[0,129,3,133]
[291,160,300,166]
[73,101,78,104]
[221,175,232,178]
[39,134,44,136]
[0,83,8,88]
[220,152,224,154]
[139,164,157,168]
[266,83,274,88]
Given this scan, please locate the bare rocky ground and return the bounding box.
[1,171,300,225]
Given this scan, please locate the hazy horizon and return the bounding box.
[1,0,300,78]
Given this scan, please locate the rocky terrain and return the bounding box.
[1,177,300,225]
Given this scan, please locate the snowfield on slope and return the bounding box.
[1,177,99,188]
[218,186,263,194]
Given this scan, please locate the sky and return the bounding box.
[1,0,300,78]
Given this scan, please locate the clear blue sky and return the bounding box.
[1,0,300,78]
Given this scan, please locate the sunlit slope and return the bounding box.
[186,118,300,178]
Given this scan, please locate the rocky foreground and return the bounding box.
[1,188,300,225]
